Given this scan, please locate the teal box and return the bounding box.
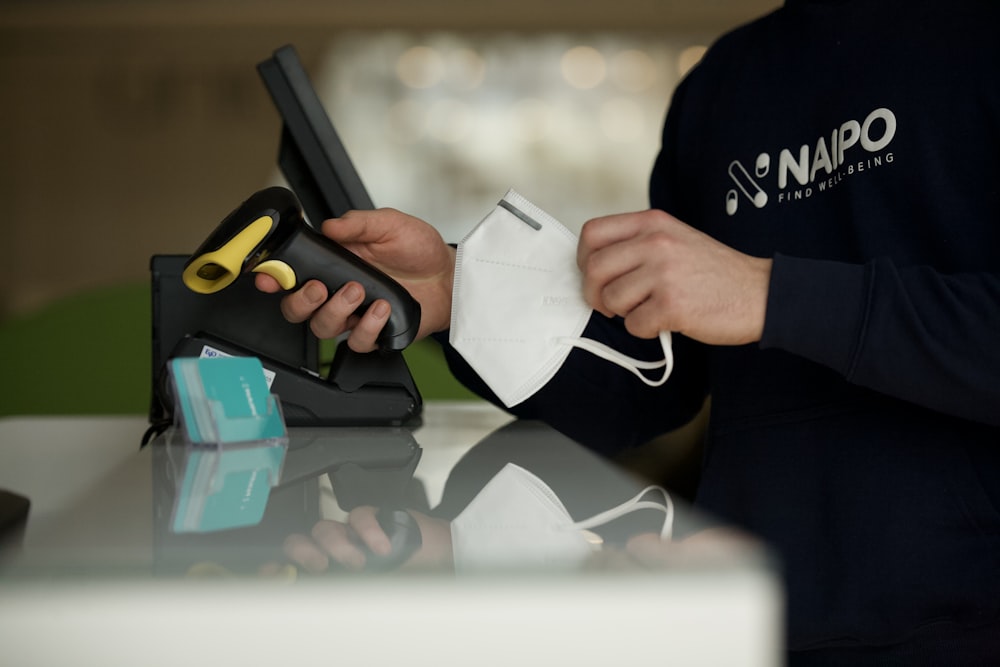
[166,356,289,532]
[168,356,287,445]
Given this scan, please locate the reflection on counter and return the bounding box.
[1,417,768,582]
[151,419,766,581]
[0,406,782,667]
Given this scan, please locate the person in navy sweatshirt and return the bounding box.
[259,0,1000,662]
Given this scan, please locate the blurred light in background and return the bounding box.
[298,32,706,240]
[560,46,607,89]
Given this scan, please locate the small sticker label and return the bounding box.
[199,345,230,360]
[199,345,277,388]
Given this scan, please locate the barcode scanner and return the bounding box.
[182,186,421,352]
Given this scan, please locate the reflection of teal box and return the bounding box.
[169,356,287,445]
[171,439,286,533]
[166,356,289,533]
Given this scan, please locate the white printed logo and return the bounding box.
[725,107,897,216]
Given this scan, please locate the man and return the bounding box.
[259,0,1000,661]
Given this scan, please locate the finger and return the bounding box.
[279,280,329,324]
[254,272,282,293]
[256,561,298,580]
[307,281,365,339]
[311,520,366,570]
[624,532,671,567]
[581,239,646,316]
[623,301,669,339]
[577,213,645,269]
[348,505,392,556]
[602,269,657,323]
[283,533,331,574]
[344,299,391,353]
[603,253,682,339]
[597,249,669,319]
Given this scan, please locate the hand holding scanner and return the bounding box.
[182,186,421,351]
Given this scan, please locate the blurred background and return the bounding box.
[0,0,779,415]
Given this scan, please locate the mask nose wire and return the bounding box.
[557,330,673,387]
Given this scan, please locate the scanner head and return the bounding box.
[183,187,302,294]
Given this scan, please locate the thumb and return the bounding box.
[320,208,402,246]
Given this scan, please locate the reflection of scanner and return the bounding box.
[284,430,425,569]
[152,427,425,574]
[183,186,420,352]
[0,489,30,556]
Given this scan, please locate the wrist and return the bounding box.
[748,256,773,343]
[438,245,457,333]
[418,244,457,338]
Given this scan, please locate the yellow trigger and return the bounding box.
[253,259,298,290]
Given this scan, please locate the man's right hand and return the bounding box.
[256,208,456,353]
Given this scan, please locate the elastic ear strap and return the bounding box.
[572,486,675,541]
[559,330,674,387]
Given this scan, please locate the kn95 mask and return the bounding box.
[449,189,673,408]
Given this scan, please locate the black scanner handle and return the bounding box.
[267,222,420,351]
[183,187,421,352]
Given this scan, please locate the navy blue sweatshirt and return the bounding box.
[439,0,1000,661]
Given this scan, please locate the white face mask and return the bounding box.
[449,189,673,408]
[451,462,674,573]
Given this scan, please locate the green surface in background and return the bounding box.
[0,283,478,417]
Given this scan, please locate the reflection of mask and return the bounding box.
[450,189,673,408]
[450,462,674,572]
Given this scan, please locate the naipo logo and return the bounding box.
[725,107,897,216]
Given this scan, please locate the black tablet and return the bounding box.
[257,44,375,226]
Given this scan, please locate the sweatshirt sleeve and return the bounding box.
[761,253,1000,426]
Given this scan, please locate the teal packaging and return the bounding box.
[166,356,289,533]
[169,356,287,445]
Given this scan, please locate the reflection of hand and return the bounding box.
[184,561,298,581]
[580,527,758,571]
[283,505,454,573]
[625,527,759,567]
[255,209,456,353]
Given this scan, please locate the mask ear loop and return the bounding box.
[571,486,675,541]
[558,330,674,387]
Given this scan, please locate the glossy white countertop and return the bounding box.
[0,402,782,667]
